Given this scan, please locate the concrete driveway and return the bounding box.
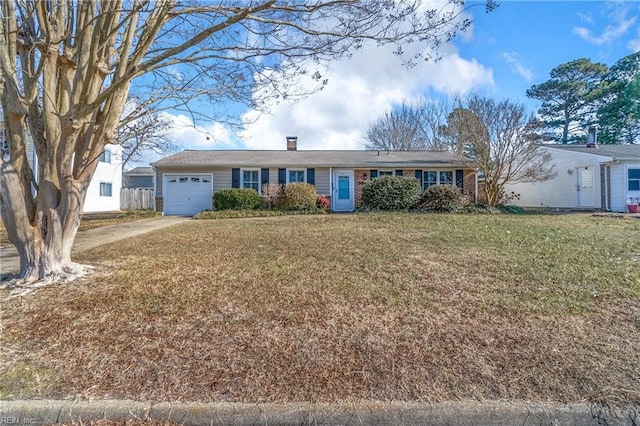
[0,216,190,276]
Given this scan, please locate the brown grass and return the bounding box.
[1,213,639,405]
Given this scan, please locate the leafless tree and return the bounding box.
[419,96,459,151]
[443,94,556,206]
[116,98,175,169]
[365,101,429,151]
[365,96,457,151]
[0,0,496,285]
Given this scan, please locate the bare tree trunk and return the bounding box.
[1,161,87,283]
[483,179,501,207]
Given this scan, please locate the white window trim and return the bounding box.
[286,168,306,184]
[99,149,112,163]
[377,170,395,177]
[628,167,640,192]
[241,168,261,193]
[99,182,113,197]
[422,169,455,190]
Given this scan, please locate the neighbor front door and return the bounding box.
[576,166,596,208]
[333,170,354,212]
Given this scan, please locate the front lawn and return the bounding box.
[1,213,639,405]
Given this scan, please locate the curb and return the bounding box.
[1,400,638,425]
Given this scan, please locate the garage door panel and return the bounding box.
[165,175,212,215]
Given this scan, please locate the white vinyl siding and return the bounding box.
[84,144,122,212]
[505,148,604,210]
[313,168,331,196]
[610,162,640,212]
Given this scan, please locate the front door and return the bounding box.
[576,166,596,208]
[333,170,354,212]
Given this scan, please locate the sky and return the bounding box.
[143,1,640,166]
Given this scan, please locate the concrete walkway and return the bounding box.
[0,216,190,276]
[0,400,637,425]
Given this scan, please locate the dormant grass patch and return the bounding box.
[1,213,639,405]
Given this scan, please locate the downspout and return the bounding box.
[329,166,333,211]
[604,165,610,211]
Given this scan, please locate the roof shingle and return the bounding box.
[546,144,640,160]
[151,150,470,168]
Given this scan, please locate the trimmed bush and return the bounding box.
[361,176,422,211]
[213,188,260,210]
[498,204,526,214]
[282,182,317,210]
[417,184,465,212]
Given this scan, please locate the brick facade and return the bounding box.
[155,197,163,213]
[355,168,477,208]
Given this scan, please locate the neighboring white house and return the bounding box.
[83,144,123,212]
[506,144,640,213]
[1,120,122,212]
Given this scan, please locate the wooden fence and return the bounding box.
[120,188,155,211]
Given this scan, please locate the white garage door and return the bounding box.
[165,175,212,215]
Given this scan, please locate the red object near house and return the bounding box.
[628,204,639,213]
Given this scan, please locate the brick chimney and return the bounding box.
[286,136,298,151]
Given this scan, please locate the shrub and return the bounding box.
[261,183,284,209]
[361,176,422,211]
[417,184,465,212]
[213,188,260,210]
[282,182,317,210]
[316,195,330,210]
[498,204,526,214]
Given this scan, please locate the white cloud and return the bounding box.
[240,39,494,150]
[160,112,236,150]
[628,28,640,51]
[573,4,637,45]
[578,11,594,25]
[502,52,533,83]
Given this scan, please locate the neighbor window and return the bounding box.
[378,170,394,177]
[422,170,454,190]
[288,169,305,183]
[242,169,259,192]
[99,150,111,163]
[629,168,640,191]
[100,182,112,197]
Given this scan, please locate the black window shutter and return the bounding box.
[455,169,464,188]
[415,170,423,181]
[278,168,286,185]
[261,168,269,187]
[306,168,315,185]
[370,169,378,179]
[395,169,403,176]
[232,168,240,188]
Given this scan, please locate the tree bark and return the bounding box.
[1,157,90,283]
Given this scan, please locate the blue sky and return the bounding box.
[460,1,640,110]
[151,1,640,165]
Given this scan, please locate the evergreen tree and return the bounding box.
[526,58,608,144]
